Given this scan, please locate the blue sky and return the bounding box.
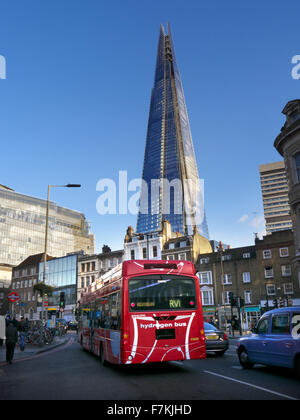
[0,0,299,252]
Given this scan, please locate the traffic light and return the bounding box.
[229,292,236,306]
[272,298,278,308]
[59,292,65,309]
[278,297,284,308]
[239,297,245,308]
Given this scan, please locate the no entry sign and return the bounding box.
[8,292,20,303]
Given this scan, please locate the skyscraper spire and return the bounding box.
[137,24,209,238]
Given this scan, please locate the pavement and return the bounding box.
[0,333,71,363]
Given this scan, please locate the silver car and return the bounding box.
[204,322,229,356]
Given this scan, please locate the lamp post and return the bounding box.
[217,241,228,333]
[41,184,81,324]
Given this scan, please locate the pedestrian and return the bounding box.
[5,321,18,364]
[18,316,28,351]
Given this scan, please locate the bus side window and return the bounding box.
[110,292,121,330]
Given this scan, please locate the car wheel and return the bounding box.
[238,347,254,369]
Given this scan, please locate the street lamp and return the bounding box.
[41,184,81,323]
[217,241,228,333]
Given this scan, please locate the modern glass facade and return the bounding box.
[137,24,209,238]
[0,187,94,266]
[39,254,77,307]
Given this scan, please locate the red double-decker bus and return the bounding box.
[78,260,206,365]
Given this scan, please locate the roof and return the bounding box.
[262,307,300,316]
[14,253,53,269]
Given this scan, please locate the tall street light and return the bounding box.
[217,241,228,333]
[41,184,81,324]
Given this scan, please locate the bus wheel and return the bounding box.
[100,344,108,367]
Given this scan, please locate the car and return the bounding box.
[204,322,229,356]
[237,307,300,378]
[67,322,78,331]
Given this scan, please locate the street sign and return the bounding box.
[8,292,19,303]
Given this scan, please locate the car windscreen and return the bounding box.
[128,275,197,311]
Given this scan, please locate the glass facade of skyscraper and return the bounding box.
[137,24,209,238]
[0,186,94,266]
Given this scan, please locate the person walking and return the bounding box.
[5,321,18,364]
[18,317,28,351]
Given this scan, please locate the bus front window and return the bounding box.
[128,275,197,311]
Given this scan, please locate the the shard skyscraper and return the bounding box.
[137,24,209,238]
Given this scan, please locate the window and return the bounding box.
[244,290,252,304]
[130,250,135,260]
[153,246,158,258]
[242,272,251,283]
[81,278,84,288]
[283,283,294,295]
[200,257,209,264]
[223,291,230,305]
[142,248,147,259]
[271,314,290,334]
[179,253,186,261]
[222,255,231,261]
[223,274,232,284]
[81,263,85,273]
[91,262,96,271]
[257,317,269,334]
[201,289,214,305]
[279,247,289,257]
[295,152,300,182]
[243,253,251,259]
[264,266,274,278]
[266,284,276,295]
[198,271,212,285]
[281,265,291,276]
[263,250,272,259]
[167,255,174,260]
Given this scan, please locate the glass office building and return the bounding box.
[137,24,209,238]
[39,254,78,318]
[0,185,94,266]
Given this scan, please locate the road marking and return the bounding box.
[204,370,299,400]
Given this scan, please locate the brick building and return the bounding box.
[195,230,300,330]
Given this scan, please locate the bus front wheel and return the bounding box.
[100,344,108,367]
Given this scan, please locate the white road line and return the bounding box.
[204,370,299,400]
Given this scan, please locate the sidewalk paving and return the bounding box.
[0,334,70,363]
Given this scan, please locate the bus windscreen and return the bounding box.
[128,275,197,311]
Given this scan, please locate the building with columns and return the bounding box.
[274,99,300,281]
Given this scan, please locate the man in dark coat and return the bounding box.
[6,321,18,364]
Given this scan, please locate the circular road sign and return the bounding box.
[8,292,20,303]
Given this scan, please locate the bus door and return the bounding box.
[89,307,94,353]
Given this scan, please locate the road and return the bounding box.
[0,334,299,401]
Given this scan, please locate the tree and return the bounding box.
[33,282,55,299]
